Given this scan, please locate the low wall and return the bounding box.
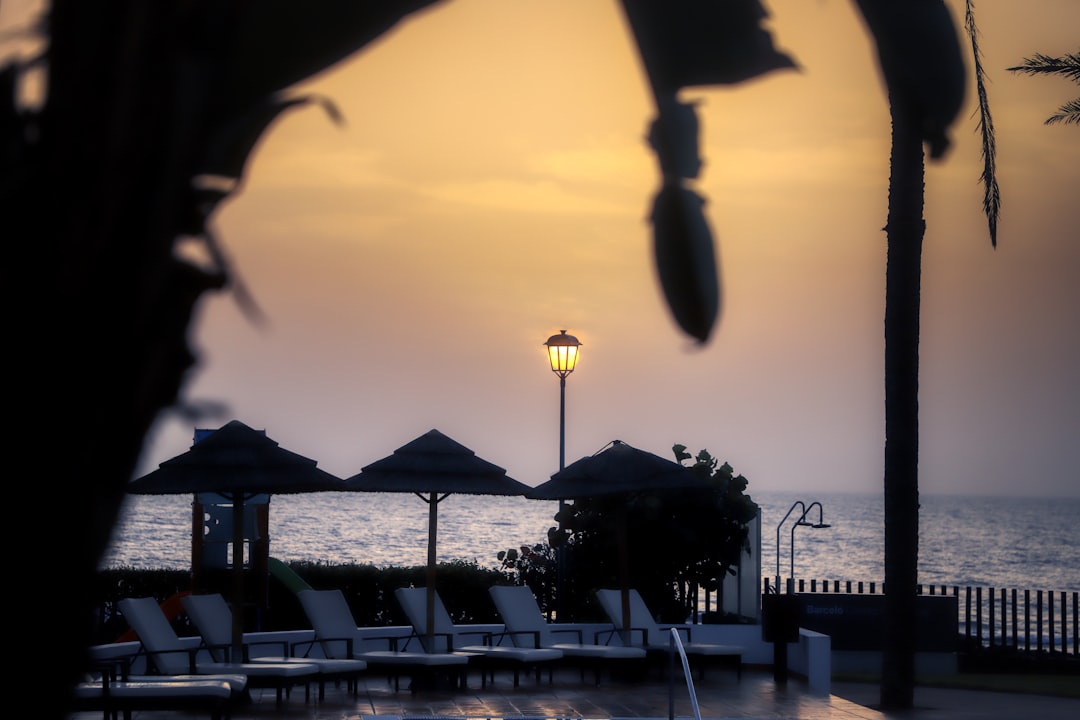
[831,650,957,675]
[788,629,831,695]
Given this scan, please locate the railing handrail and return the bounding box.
[667,628,701,720]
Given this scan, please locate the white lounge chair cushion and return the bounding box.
[182,593,368,675]
[74,679,234,701]
[193,660,316,678]
[594,588,744,656]
[297,588,469,668]
[117,596,321,683]
[360,650,470,666]
[547,643,644,659]
[395,586,563,665]
[124,673,248,693]
[455,644,564,663]
[488,585,646,660]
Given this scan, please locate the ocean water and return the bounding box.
[100,490,1080,594]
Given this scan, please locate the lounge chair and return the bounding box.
[394,586,563,688]
[74,658,239,720]
[594,588,743,680]
[117,596,320,706]
[181,592,368,700]
[488,585,647,685]
[74,677,234,720]
[296,588,469,692]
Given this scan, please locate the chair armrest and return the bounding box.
[294,635,354,659]
[124,644,204,674]
[595,625,647,646]
[656,623,692,641]
[483,630,537,648]
[199,640,245,664]
[242,637,291,659]
[548,627,584,643]
[362,632,418,652]
[88,655,132,683]
[495,630,543,648]
[415,631,458,652]
[454,629,492,645]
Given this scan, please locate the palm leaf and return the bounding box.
[1046,98,1080,126]
[1007,52,1080,127]
[1006,52,1080,82]
[965,0,1001,248]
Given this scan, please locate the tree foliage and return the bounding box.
[3,3,445,717]
[1008,51,1080,126]
[539,444,757,623]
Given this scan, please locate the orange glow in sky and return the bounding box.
[5,1,1072,497]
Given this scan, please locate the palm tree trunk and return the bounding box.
[880,92,924,710]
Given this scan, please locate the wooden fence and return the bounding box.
[759,578,1079,658]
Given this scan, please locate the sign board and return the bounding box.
[796,594,958,651]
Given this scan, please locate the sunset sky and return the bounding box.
[7,1,1074,498]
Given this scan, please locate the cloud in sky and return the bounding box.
[133,0,1079,500]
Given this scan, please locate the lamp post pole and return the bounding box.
[775,501,806,594]
[790,501,831,586]
[544,329,581,620]
[769,500,830,683]
[558,373,567,473]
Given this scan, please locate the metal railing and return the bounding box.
[763,578,1079,658]
[667,628,701,720]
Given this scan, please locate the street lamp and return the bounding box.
[544,329,581,473]
[789,501,830,591]
[544,329,580,620]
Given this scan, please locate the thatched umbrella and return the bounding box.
[128,419,344,659]
[525,439,710,631]
[345,429,529,648]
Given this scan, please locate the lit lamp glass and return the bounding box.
[545,330,581,378]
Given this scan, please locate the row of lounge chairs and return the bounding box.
[79,585,744,718]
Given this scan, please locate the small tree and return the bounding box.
[497,542,560,618]
[672,444,759,618]
[548,444,756,623]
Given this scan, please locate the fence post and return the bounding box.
[965,587,973,646]
[1049,591,1056,653]
[1011,588,1018,650]
[976,587,983,647]
[988,587,995,647]
[1037,590,1043,653]
[952,586,960,648]
[1072,591,1078,657]
[1025,589,1031,652]
[1000,588,1007,647]
[1062,595,1071,656]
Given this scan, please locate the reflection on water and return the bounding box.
[103,490,1080,593]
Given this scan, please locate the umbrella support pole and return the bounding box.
[424,492,440,650]
[231,498,245,662]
